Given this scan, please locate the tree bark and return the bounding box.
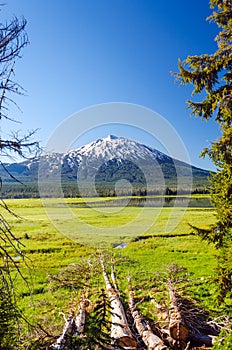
[111,264,121,296]
[168,281,189,342]
[128,277,167,350]
[52,311,77,349]
[52,288,88,349]
[100,257,137,349]
[75,287,88,335]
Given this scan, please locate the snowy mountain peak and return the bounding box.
[64,135,171,167]
[0,134,212,187]
[104,134,119,141]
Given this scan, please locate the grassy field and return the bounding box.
[5,195,214,246]
[3,196,219,344]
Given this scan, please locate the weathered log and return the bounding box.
[168,281,189,342]
[166,291,220,339]
[128,277,167,350]
[100,257,137,349]
[75,287,88,335]
[52,311,77,349]
[52,288,88,349]
[111,264,121,296]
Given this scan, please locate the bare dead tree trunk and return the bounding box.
[128,276,167,350]
[52,311,77,349]
[111,264,120,296]
[75,287,88,335]
[100,257,137,349]
[168,280,189,344]
[52,287,88,349]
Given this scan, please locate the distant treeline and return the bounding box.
[1,181,210,199]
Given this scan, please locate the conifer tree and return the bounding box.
[0,9,39,345]
[174,0,232,302]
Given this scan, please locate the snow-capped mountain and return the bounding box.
[65,134,169,164]
[1,135,211,188]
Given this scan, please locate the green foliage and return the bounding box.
[0,276,19,348]
[174,0,232,303]
[212,328,232,350]
[1,198,224,347]
[214,246,232,305]
[1,179,212,198]
[82,289,112,349]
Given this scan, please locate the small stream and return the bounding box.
[114,242,127,249]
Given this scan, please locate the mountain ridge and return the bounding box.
[1,135,211,197]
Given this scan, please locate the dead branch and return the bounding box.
[52,311,77,349]
[152,301,170,328]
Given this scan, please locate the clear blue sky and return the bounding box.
[2,0,219,170]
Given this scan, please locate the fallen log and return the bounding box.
[168,281,189,342]
[111,264,121,296]
[52,311,77,349]
[100,257,137,349]
[128,276,167,350]
[168,293,220,338]
[52,287,88,349]
[75,287,88,335]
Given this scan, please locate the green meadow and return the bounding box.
[4,196,219,341]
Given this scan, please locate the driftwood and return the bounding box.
[128,276,167,350]
[101,257,137,349]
